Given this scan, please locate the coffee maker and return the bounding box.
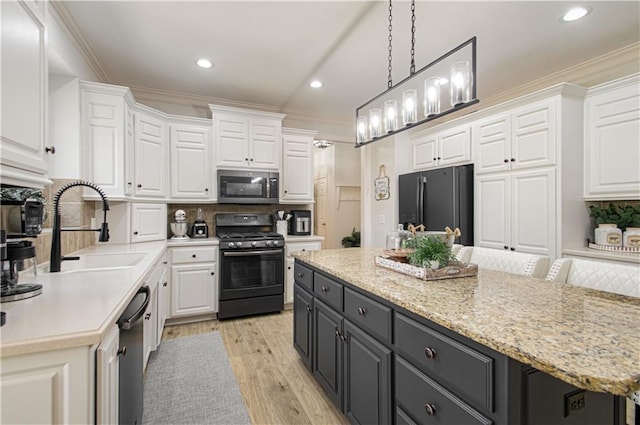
[289,210,311,235]
[1,232,42,302]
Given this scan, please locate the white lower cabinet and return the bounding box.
[143,280,158,370]
[156,265,170,344]
[170,246,218,318]
[96,324,120,425]
[285,240,322,305]
[1,345,94,424]
[476,168,556,258]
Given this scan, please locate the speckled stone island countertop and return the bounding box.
[292,248,640,397]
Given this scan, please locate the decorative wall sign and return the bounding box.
[374,164,390,201]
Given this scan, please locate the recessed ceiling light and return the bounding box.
[310,80,323,89]
[561,6,591,22]
[196,58,214,69]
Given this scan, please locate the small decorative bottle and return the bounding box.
[623,227,640,248]
[594,224,622,247]
[386,224,414,252]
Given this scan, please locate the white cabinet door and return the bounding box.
[285,257,295,305]
[473,113,511,175]
[134,112,167,198]
[215,113,249,168]
[282,129,315,202]
[475,174,510,251]
[96,325,119,425]
[143,280,158,370]
[80,86,127,198]
[438,125,471,166]
[170,263,217,317]
[475,169,556,258]
[585,78,640,199]
[249,119,280,169]
[170,123,212,199]
[510,168,556,258]
[511,98,556,171]
[411,133,437,169]
[125,106,135,196]
[0,0,48,184]
[411,125,471,170]
[157,267,169,344]
[131,203,167,243]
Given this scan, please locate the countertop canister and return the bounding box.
[623,227,640,248]
[595,224,623,247]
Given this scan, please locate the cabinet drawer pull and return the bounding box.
[424,347,437,359]
[357,307,366,315]
[117,346,127,357]
[144,313,151,320]
[137,184,142,188]
[45,146,56,154]
[133,231,138,235]
[297,272,304,278]
[321,286,328,292]
[163,282,168,287]
[335,329,346,341]
[306,306,312,312]
[424,403,437,416]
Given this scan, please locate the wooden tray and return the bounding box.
[375,256,478,281]
[382,249,414,263]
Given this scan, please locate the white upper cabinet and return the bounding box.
[134,109,167,198]
[80,82,134,199]
[474,98,556,175]
[584,73,640,200]
[211,105,284,170]
[281,127,317,203]
[411,124,471,170]
[169,119,212,200]
[0,0,50,188]
[131,203,167,243]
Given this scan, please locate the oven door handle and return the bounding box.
[223,249,284,257]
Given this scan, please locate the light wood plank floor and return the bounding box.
[162,311,348,425]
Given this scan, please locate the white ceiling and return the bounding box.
[57,1,640,122]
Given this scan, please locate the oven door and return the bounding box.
[220,248,284,300]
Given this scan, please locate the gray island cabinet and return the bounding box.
[292,249,637,425]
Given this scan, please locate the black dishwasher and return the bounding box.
[117,286,150,425]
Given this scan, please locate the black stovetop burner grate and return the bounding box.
[216,231,283,240]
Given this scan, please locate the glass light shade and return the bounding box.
[450,61,471,107]
[402,90,417,125]
[356,116,368,144]
[424,77,441,117]
[369,108,382,138]
[384,100,398,133]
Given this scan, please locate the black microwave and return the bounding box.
[217,170,279,204]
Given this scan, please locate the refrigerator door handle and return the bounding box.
[418,176,427,225]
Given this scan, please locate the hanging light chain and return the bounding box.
[387,0,393,88]
[410,0,416,75]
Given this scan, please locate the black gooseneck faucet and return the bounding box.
[49,181,109,272]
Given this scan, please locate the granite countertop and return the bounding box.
[292,248,640,397]
[0,241,167,358]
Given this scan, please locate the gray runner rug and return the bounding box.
[142,332,251,425]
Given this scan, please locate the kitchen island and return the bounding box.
[292,248,639,425]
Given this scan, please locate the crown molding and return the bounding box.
[48,2,110,82]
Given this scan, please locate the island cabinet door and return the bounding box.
[313,298,343,410]
[293,282,313,369]
[343,320,392,425]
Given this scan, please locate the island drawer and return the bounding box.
[395,313,494,412]
[286,241,322,257]
[396,357,491,425]
[171,246,218,264]
[344,287,392,344]
[314,273,343,311]
[294,263,313,291]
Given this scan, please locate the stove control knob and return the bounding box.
[265,240,272,246]
[251,241,257,247]
[236,242,242,247]
[228,242,235,248]
[272,240,280,246]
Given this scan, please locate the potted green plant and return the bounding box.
[589,204,640,232]
[341,228,361,248]
[407,236,456,270]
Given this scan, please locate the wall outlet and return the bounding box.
[564,390,586,416]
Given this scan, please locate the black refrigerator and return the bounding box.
[398,164,474,246]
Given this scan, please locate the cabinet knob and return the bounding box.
[133,231,139,235]
[321,286,328,292]
[437,157,441,160]
[510,247,515,251]
[433,157,437,161]
[127,182,132,186]
[163,281,168,287]
[137,184,142,188]
[302,248,306,251]
[357,307,366,315]
[117,346,127,357]
[424,403,437,416]
[205,188,209,192]
[424,347,437,359]
[284,190,288,194]
[297,272,304,278]
[287,266,292,270]
[510,158,515,162]
[245,158,249,161]
[250,158,254,162]
[45,146,56,154]
[504,159,509,163]
[163,261,168,264]
[210,272,215,275]
[306,306,312,312]
[504,246,509,250]
[145,313,151,320]
[192,254,197,258]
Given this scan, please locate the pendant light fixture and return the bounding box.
[355,1,478,147]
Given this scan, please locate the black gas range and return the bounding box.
[216,213,284,319]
